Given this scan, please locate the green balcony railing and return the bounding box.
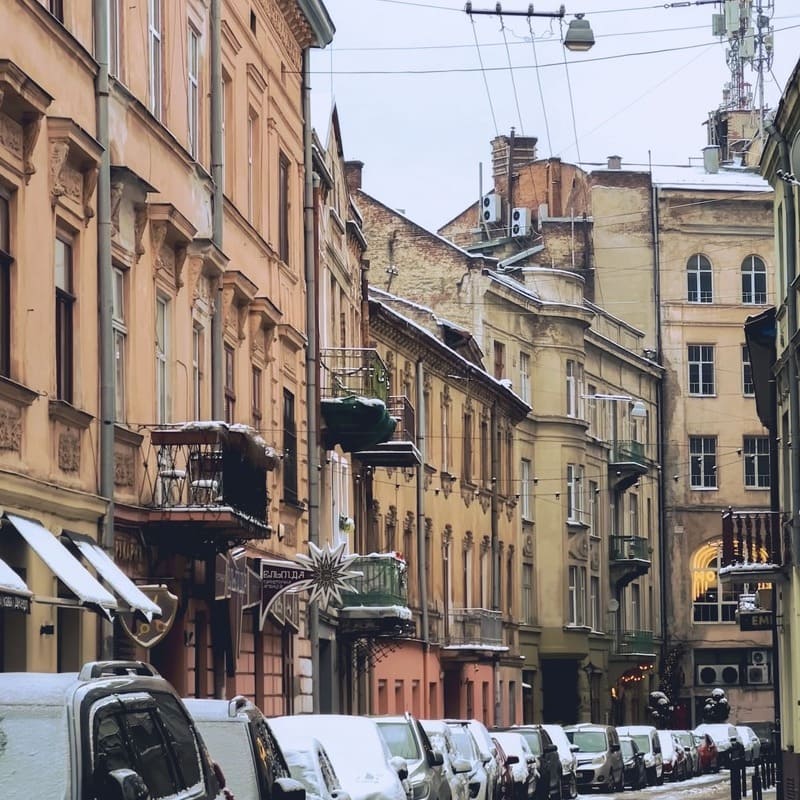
[615,629,656,656]
[320,348,389,403]
[339,554,408,608]
[609,535,650,562]
[610,440,647,468]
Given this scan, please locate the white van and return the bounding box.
[616,726,663,785]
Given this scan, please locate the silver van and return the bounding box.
[564,724,624,792]
[616,725,663,785]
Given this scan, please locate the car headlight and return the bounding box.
[411,780,430,800]
[591,755,607,767]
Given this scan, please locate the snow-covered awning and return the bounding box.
[61,532,161,622]
[0,556,32,613]
[4,514,117,619]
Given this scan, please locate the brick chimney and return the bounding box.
[345,160,364,191]
[607,155,622,170]
[491,133,538,181]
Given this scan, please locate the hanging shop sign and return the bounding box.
[119,585,179,648]
[739,611,773,631]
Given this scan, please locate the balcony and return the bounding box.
[354,395,421,467]
[320,348,396,452]
[614,629,657,658]
[609,535,651,590]
[338,553,416,638]
[443,608,507,655]
[143,422,275,551]
[609,440,648,491]
[719,509,790,583]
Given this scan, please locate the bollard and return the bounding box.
[742,762,748,797]
[731,759,742,800]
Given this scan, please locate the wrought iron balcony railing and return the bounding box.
[321,348,389,403]
[446,608,504,648]
[609,535,651,562]
[386,395,416,442]
[339,553,408,608]
[615,629,656,657]
[720,509,790,578]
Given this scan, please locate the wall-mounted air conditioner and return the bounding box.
[696,664,741,687]
[750,649,768,666]
[747,664,770,685]
[482,193,501,224]
[511,207,531,237]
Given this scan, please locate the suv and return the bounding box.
[498,727,561,800]
[184,696,306,800]
[0,660,226,800]
[374,714,450,800]
[616,725,663,785]
[564,724,624,792]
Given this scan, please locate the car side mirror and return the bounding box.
[99,768,151,800]
[274,777,307,800]
[506,755,520,766]
[454,757,472,774]
[390,756,409,781]
[544,744,558,755]
[569,745,579,753]
[611,744,621,753]
[332,791,352,800]
[481,754,493,765]
[428,750,445,768]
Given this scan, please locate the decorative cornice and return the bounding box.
[246,63,268,94]
[148,203,197,289]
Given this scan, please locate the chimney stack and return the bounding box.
[345,160,364,191]
[702,146,720,174]
[607,155,622,170]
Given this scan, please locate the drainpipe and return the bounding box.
[94,0,114,661]
[490,402,500,724]
[302,48,321,713]
[210,0,224,418]
[416,360,429,711]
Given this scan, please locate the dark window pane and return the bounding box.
[155,694,203,790]
[283,388,297,502]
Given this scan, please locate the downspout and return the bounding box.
[210,0,224,417]
[507,130,515,237]
[302,48,321,713]
[416,360,429,712]
[491,402,500,725]
[94,0,114,661]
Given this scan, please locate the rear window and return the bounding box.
[620,740,634,759]
[377,722,421,760]
[630,734,650,753]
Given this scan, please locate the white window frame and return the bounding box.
[148,0,163,119]
[155,295,170,423]
[520,458,532,520]
[742,345,754,396]
[630,582,642,631]
[687,254,713,303]
[566,464,584,523]
[192,323,202,419]
[690,435,717,489]
[522,563,533,624]
[744,435,770,489]
[742,255,767,304]
[688,344,715,396]
[566,360,576,417]
[247,112,254,222]
[519,351,531,404]
[109,0,122,77]
[590,575,601,631]
[112,267,126,421]
[188,25,200,159]
[629,493,639,536]
[568,565,587,626]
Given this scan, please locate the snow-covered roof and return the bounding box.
[0,672,79,705]
[339,604,413,620]
[650,164,771,192]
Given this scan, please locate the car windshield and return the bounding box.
[515,730,542,756]
[450,728,477,760]
[494,733,528,759]
[630,734,650,753]
[675,732,692,747]
[194,720,260,800]
[620,740,635,759]
[0,705,70,800]
[566,730,607,753]
[658,734,675,758]
[377,722,421,761]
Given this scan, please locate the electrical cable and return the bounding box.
[527,17,553,157]
[468,8,499,137]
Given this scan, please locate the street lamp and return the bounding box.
[583,660,601,722]
[564,14,595,52]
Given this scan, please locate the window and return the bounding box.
[251,365,262,429]
[506,552,513,614]
[247,112,255,221]
[155,296,169,423]
[112,267,126,421]
[187,26,199,158]
[566,360,576,417]
[283,389,298,503]
[462,410,473,483]
[590,575,601,631]
[192,324,202,418]
[48,0,64,22]
[109,0,122,77]
[441,392,451,474]
[493,341,505,380]
[480,417,489,487]
[692,542,746,623]
[519,351,530,403]
[522,563,533,624]
[588,480,599,534]
[742,255,767,304]
[0,195,11,377]
[278,153,290,263]
[55,235,74,403]
[463,544,472,607]
[222,71,232,194]
[687,254,712,303]
[744,435,770,488]
[742,345,754,396]
[566,464,583,522]
[688,345,715,395]
[148,0,163,119]
[568,565,587,626]
[224,344,235,423]
[630,493,639,536]
[520,458,532,520]
[690,436,717,489]
[586,383,598,436]
[480,547,490,609]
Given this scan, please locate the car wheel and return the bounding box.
[568,774,577,800]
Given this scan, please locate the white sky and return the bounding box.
[310,0,799,232]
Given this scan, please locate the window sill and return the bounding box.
[744,486,770,491]
[48,399,93,429]
[0,375,39,408]
[281,498,306,513]
[690,486,719,492]
[563,624,592,633]
[567,518,590,530]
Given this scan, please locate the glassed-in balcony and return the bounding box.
[614,629,656,657]
[609,535,651,590]
[609,440,648,491]
[445,608,506,651]
[719,509,790,583]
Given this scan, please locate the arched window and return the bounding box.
[687,254,713,303]
[741,255,767,304]
[691,541,746,623]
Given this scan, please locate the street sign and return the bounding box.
[739,611,773,631]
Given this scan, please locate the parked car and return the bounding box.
[493,736,521,800]
[448,719,500,800]
[619,736,647,790]
[422,720,473,800]
[671,730,701,777]
[0,660,228,800]
[736,726,762,765]
[448,721,490,800]
[375,714,450,800]
[694,723,741,768]
[185,695,307,800]
[693,732,719,773]
[492,731,539,800]
[540,725,578,800]
[280,736,351,800]
[616,725,663,786]
[501,727,561,800]
[744,722,774,757]
[657,730,688,782]
[564,724,624,793]
[272,714,408,800]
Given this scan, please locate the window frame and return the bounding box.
[520,458,532,520]
[283,388,298,504]
[192,323,202,419]
[568,565,587,626]
[688,344,715,396]
[155,294,170,424]
[519,351,530,404]
[109,0,122,77]
[187,24,200,159]
[566,360,576,417]
[112,265,127,421]
[224,343,235,423]
[742,344,755,396]
[690,435,717,489]
[0,193,12,378]
[251,364,262,430]
[148,0,163,120]
[278,152,290,263]
[741,255,767,305]
[55,233,75,404]
[743,435,770,489]
[687,253,713,303]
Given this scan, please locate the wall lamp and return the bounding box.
[582,393,647,418]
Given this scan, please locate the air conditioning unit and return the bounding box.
[747,664,770,685]
[750,649,768,666]
[511,207,531,237]
[277,523,286,541]
[696,664,741,687]
[482,193,501,224]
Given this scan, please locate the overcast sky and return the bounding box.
[310,0,799,232]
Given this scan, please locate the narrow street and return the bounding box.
[579,771,776,800]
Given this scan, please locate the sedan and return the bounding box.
[619,736,647,790]
[693,733,719,774]
[492,732,538,800]
[281,735,352,800]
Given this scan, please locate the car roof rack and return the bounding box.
[79,661,162,680]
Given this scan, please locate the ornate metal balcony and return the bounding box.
[354,395,421,467]
[609,440,648,491]
[609,535,651,590]
[614,629,656,658]
[719,509,790,583]
[338,554,415,638]
[444,608,506,652]
[143,422,276,550]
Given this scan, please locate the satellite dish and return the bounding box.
[608,599,620,612]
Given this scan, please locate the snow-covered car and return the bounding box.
[184,696,306,800]
[564,724,623,793]
[616,725,663,785]
[502,726,561,800]
[280,735,352,800]
[448,721,489,800]
[657,730,688,781]
[421,719,473,800]
[540,724,578,799]
[272,714,408,800]
[694,723,741,768]
[450,719,501,800]
[619,736,647,790]
[736,726,762,765]
[492,731,538,800]
[671,730,700,776]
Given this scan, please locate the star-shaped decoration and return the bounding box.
[293,541,361,608]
